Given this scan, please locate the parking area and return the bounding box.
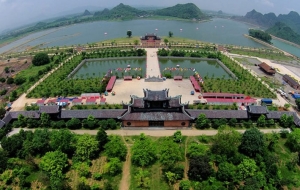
[236,57,299,105]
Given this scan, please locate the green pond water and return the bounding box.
[159,58,231,79]
[72,59,146,79]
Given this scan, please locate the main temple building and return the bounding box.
[119,89,194,127]
[140,33,161,48]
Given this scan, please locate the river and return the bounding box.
[0,18,300,57]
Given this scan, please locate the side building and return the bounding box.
[258,62,276,75]
[283,74,300,90]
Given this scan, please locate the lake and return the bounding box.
[1,18,300,58]
[72,59,146,79]
[159,58,231,79]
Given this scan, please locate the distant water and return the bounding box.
[0,18,264,54]
[271,39,300,58]
[1,18,300,57]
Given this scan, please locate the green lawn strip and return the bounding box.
[229,49,294,62]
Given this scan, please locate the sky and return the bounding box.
[1,0,300,32]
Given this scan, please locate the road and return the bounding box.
[8,128,290,137]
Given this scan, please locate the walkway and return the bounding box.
[8,128,290,137]
[145,48,161,78]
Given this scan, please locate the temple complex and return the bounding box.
[119,89,194,127]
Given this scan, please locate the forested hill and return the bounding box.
[266,22,300,45]
[232,10,300,34]
[94,3,147,19]
[152,3,206,20]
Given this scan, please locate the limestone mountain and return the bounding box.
[82,10,92,16]
[266,22,300,45]
[232,9,300,34]
[153,3,206,20]
[94,3,147,19]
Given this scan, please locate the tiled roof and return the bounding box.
[247,106,269,114]
[143,89,170,101]
[266,111,294,119]
[293,113,300,126]
[283,74,299,86]
[72,99,82,103]
[37,99,45,104]
[169,97,182,107]
[203,93,245,97]
[186,110,249,119]
[9,111,40,119]
[86,98,97,103]
[0,120,5,128]
[2,113,12,123]
[259,62,276,74]
[39,106,60,114]
[121,112,192,121]
[131,98,144,108]
[60,109,127,119]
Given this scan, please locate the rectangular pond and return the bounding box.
[71,58,146,79]
[159,58,232,79]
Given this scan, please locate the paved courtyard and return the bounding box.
[105,79,199,104]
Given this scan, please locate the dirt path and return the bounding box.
[183,137,190,179]
[119,136,131,190]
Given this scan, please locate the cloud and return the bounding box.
[261,0,274,7]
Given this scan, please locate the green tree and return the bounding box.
[165,171,178,186]
[127,30,132,38]
[96,128,108,150]
[286,128,300,152]
[32,52,50,66]
[188,155,213,181]
[179,180,190,190]
[164,38,169,45]
[195,113,209,129]
[296,99,300,110]
[239,128,265,158]
[50,129,75,155]
[168,31,173,38]
[237,158,258,180]
[131,133,157,167]
[75,134,99,161]
[104,135,127,160]
[187,143,208,158]
[173,130,182,143]
[0,107,6,119]
[39,151,68,179]
[279,114,295,128]
[134,39,139,45]
[159,138,182,168]
[104,158,122,176]
[40,113,51,127]
[74,162,90,177]
[211,126,241,158]
[0,150,8,173]
[217,162,237,182]
[66,118,82,129]
[135,168,150,188]
[257,115,266,127]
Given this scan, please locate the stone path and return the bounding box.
[8,128,290,137]
[145,48,161,78]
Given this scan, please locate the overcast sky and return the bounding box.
[1,0,300,32]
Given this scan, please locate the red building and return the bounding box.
[140,33,161,48]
